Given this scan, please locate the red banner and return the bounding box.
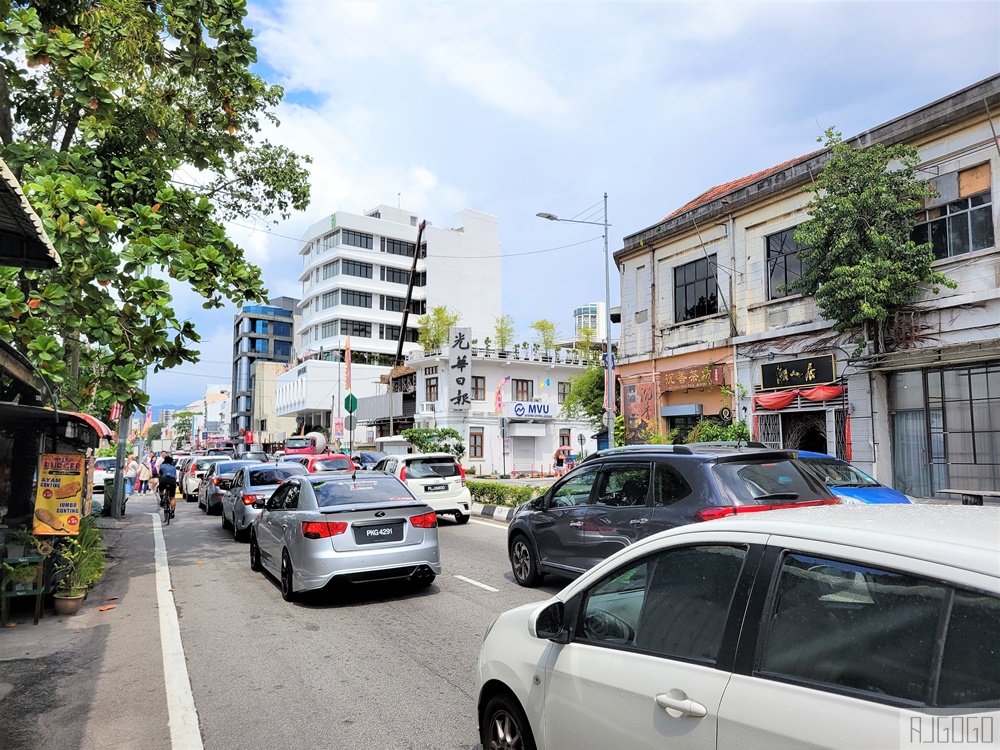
[753,384,843,410]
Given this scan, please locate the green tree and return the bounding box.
[529,319,558,354]
[146,422,162,441]
[793,128,954,355]
[0,1,311,416]
[561,366,607,428]
[494,313,515,351]
[172,411,194,448]
[576,325,596,356]
[417,306,460,349]
[400,427,465,460]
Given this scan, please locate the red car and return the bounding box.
[285,453,356,473]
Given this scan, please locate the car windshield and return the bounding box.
[801,457,880,487]
[249,465,306,486]
[195,458,224,470]
[405,457,459,479]
[712,458,832,504]
[313,457,353,472]
[311,477,414,507]
[285,438,310,448]
[360,452,385,463]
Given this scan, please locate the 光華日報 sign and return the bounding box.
[33,453,86,536]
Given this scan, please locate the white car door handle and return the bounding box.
[569,521,584,529]
[656,694,707,718]
[629,518,649,526]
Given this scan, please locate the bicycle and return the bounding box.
[159,479,176,525]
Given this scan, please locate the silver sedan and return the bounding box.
[249,473,441,602]
[221,462,308,541]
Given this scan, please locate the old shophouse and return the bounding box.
[615,75,1000,497]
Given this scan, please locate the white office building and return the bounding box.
[277,204,503,439]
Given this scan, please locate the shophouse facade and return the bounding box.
[615,75,1000,497]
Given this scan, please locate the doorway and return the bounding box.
[781,411,827,453]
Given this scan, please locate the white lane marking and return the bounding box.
[151,513,204,750]
[471,518,506,530]
[454,574,500,592]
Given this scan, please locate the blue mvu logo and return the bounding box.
[525,403,551,416]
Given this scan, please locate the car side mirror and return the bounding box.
[252,499,266,509]
[529,600,567,642]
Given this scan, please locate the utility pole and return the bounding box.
[107,408,129,518]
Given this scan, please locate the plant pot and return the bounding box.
[53,593,86,616]
[6,544,25,559]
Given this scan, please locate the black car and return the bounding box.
[352,451,386,470]
[506,444,837,586]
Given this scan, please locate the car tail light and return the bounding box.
[694,497,840,522]
[189,464,197,474]
[301,521,348,539]
[242,494,263,505]
[399,465,407,481]
[457,463,466,487]
[212,477,219,485]
[410,511,437,528]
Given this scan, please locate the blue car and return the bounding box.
[797,451,912,504]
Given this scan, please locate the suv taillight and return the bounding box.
[694,497,840,522]
[410,512,437,528]
[301,521,348,539]
[457,463,466,487]
[399,465,407,481]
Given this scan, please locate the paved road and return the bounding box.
[2,492,569,749]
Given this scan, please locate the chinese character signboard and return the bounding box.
[448,326,472,411]
[624,381,656,445]
[34,454,86,536]
[657,364,725,392]
[760,355,836,391]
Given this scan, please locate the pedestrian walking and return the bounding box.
[137,458,152,494]
[552,449,566,478]
[124,454,139,496]
[149,454,159,495]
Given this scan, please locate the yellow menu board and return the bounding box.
[34,453,86,536]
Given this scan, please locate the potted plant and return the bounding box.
[2,561,39,591]
[4,528,38,560]
[53,516,105,615]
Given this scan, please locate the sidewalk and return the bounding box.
[0,495,171,750]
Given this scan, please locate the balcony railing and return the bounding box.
[408,346,598,366]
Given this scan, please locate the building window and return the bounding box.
[340,319,371,338]
[342,259,373,279]
[426,377,439,402]
[558,381,571,404]
[912,189,994,260]
[472,376,486,401]
[379,324,418,342]
[381,237,417,257]
[272,321,291,338]
[322,290,338,309]
[381,266,409,285]
[424,366,438,375]
[514,379,533,401]
[340,290,372,308]
[273,341,291,358]
[342,230,373,250]
[674,255,718,322]
[766,228,807,300]
[470,428,484,459]
[559,428,571,448]
[321,320,337,338]
[380,294,425,314]
[323,260,339,279]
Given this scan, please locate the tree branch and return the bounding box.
[0,66,14,146]
[60,107,81,152]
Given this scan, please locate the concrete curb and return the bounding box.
[471,502,513,523]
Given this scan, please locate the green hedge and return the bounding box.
[467,480,544,508]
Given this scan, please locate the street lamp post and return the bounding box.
[537,193,615,440]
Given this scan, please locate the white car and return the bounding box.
[180,455,227,501]
[91,457,117,495]
[476,505,1000,750]
[373,452,472,524]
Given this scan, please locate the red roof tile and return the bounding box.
[663,149,825,221]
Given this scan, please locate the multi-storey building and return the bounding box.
[574,302,606,342]
[276,204,502,443]
[231,297,298,433]
[614,75,1000,497]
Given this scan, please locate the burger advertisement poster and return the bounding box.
[34,454,86,536]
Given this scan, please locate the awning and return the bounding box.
[0,403,111,439]
[753,384,844,410]
[0,157,60,270]
[63,411,114,439]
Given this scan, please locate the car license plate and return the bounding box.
[354,522,404,544]
[424,484,448,492]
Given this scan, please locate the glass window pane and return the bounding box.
[685,262,696,284]
[936,590,1000,707]
[948,215,970,256]
[970,206,994,252]
[947,199,970,214]
[770,263,786,299]
[595,465,650,507]
[552,467,600,507]
[911,223,929,246]
[969,192,990,207]
[930,218,949,259]
[695,258,707,281]
[686,285,697,317]
[758,554,946,703]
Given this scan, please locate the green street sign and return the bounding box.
[345,393,358,413]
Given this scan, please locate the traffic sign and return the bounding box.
[344,415,357,431]
[345,393,358,413]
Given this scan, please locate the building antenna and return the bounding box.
[398,192,401,209]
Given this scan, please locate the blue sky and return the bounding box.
[148,0,1000,407]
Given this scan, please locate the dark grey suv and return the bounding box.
[506,444,837,586]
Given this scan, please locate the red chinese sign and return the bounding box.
[657,365,725,392]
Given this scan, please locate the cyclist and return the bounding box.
[158,455,178,519]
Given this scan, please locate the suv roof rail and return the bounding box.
[684,441,770,450]
[582,445,694,461]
